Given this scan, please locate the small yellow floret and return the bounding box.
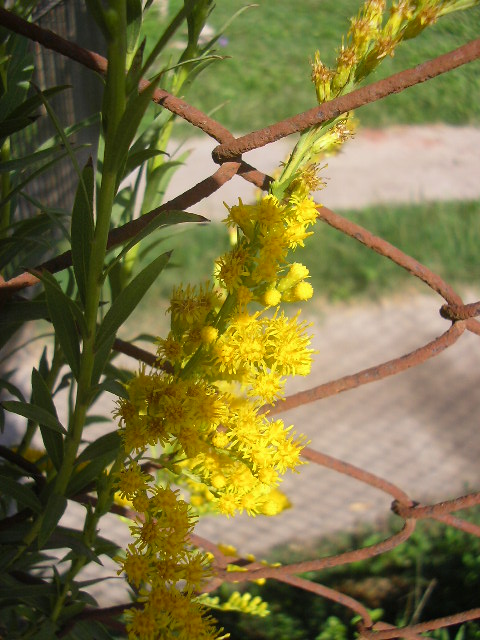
[200,325,219,344]
[292,281,314,301]
[262,288,282,307]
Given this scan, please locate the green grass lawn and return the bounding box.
[144,1,480,133]
[134,199,480,313]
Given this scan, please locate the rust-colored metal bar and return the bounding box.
[318,206,463,304]
[268,322,465,415]
[372,621,426,640]
[393,492,480,520]
[218,520,416,581]
[274,574,374,628]
[0,7,234,144]
[362,608,480,640]
[441,299,480,321]
[0,162,240,295]
[430,513,480,538]
[301,447,412,503]
[212,38,480,163]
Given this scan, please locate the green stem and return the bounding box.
[10,4,128,569]
[0,139,11,240]
[49,454,124,624]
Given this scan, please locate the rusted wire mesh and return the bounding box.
[1,7,479,638]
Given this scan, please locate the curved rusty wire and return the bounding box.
[212,38,480,162]
[317,206,463,304]
[393,492,480,520]
[0,7,234,143]
[429,513,480,538]
[268,322,465,415]
[363,608,480,640]
[301,447,412,503]
[275,574,374,628]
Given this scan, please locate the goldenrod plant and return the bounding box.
[0,1,478,638]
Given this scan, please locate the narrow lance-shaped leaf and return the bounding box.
[0,473,42,514]
[76,431,121,466]
[6,85,70,121]
[37,270,81,380]
[109,75,161,176]
[1,400,66,435]
[37,493,68,548]
[95,250,171,352]
[31,368,64,472]
[126,0,143,55]
[71,159,95,306]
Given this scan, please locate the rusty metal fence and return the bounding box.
[1,7,480,638]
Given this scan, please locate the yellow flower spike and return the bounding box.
[311,50,333,103]
[125,605,159,640]
[235,284,253,311]
[215,243,251,293]
[258,488,292,516]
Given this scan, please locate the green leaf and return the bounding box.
[31,368,63,472]
[95,250,171,352]
[84,0,110,39]
[0,582,56,601]
[38,271,81,379]
[31,83,84,188]
[0,298,49,327]
[67,454,114,497]
[91,334,115,386]
[0,472,41,513]
[71,159,95,306]
[126,0,143,54]
[76,431,121,466]
[0,144,73,174]
[1,400,66,434]
[7,85,70,120]
[109,76,160,174]
[65,619,115,640]
[37,493,67,548]
[122,148,168,181]
[0,115,35,137]
[45,527,101,565]
[85,414,112,427]
[141,159,185,213]
[0,148,70,211]
[0,377,26,403]
[29,620,58,640]
[97,377,129,400]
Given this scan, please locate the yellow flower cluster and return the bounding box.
[312,0,451,103]
[115,144,321,638]
[115,468,226,640]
